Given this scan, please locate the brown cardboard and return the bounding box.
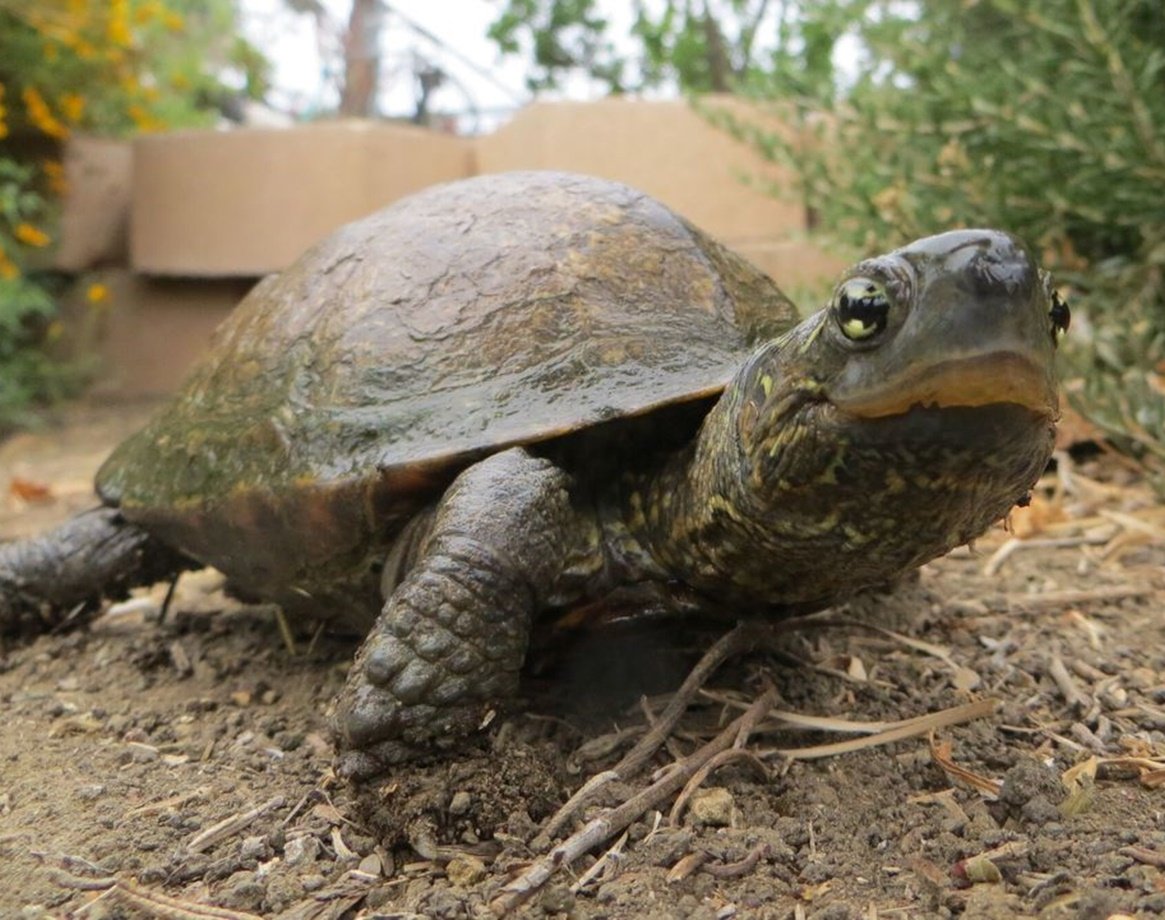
[473,97,805,245]
[53,136,133,271]
[131,121,474,276]
[64,270,252,396]
[102,101,845,394]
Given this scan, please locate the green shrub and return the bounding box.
[0,0,265,434]
[729,0,1165,466]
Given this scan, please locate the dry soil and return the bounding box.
[1,401,1164,919]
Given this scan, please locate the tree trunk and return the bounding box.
[701,2,732,92]
[339,0,383,117]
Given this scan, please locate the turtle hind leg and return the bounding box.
[0,506,188,637]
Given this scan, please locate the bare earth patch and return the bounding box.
[1,401,1163,919]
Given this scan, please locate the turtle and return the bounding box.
[0,170,1068,777]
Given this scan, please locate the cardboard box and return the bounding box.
[64,270,252,396]
[53,136,133,271]
[473,97,805,246]
[131,121,474,276]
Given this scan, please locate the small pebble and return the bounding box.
[357,852,382,876]
[240,835,268,861]
[125,742,159,764]
[284,834,321,867]
[687,787,735,827]
[445,853,486,888]
[448,791,472,815]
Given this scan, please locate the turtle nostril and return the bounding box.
[970,244,1035,299]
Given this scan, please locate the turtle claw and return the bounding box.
[335,742,423,781]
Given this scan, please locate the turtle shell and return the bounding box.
[96,171,796,621]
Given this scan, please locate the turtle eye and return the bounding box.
[834,277,890,342]
[1050,290,1070,345]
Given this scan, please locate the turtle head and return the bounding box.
[813,229,1064,421]
[711,229,1066,604]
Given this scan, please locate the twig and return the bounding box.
[983,535,1108,576]
[929,732,1003,797]
[1120,846,1165,869]
[1047,654,1090,711]
[1000,585,1151,611]
[110,878,266,920]
[185,796,285,854]
[756,698,999,761]
[66,876,264,920]
[569,830,628,893]
[609,622,771,779]
[702,842,770,879]
[490,687,778,916]
[541,770,619,838]
[128,786,211,817]
[50,870,117,891]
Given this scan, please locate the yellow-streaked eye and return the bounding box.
[834,278,890,342]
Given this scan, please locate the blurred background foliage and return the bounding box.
[0,0,266,433]
[491,0,1165,470]
[2,0,1162,471]
[749,0,1165,469]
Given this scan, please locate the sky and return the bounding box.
[237,0,647,132]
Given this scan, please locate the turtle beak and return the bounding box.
[833,350,1059,420]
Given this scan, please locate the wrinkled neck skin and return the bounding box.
[611,321,1056,615]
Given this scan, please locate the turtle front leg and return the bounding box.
[0,507,187,637]
[334,447,577,778]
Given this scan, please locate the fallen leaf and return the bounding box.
[9,476,53,502]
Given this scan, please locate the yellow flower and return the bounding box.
[43,160,68,195]
[107,15,133,48]
[135,1,161,24]
[86,282,110,304]
[22,87,68,139]
[59,93,85,123]
[0,251,18,280]
[162,10,184,32]
[14,223,51,248]
[128,103,165,132]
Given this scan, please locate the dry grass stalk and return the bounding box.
[67,876,264,920]
[758,699,999,762]
[184,795,285,854]
[928,732,1004,797]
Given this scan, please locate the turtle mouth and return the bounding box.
[831,351,1059,420]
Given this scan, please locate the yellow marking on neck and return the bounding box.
[708,494,745,523]
[760,374,773,398]
[799,313,828,351]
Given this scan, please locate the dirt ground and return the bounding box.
[1,401,1164,920]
